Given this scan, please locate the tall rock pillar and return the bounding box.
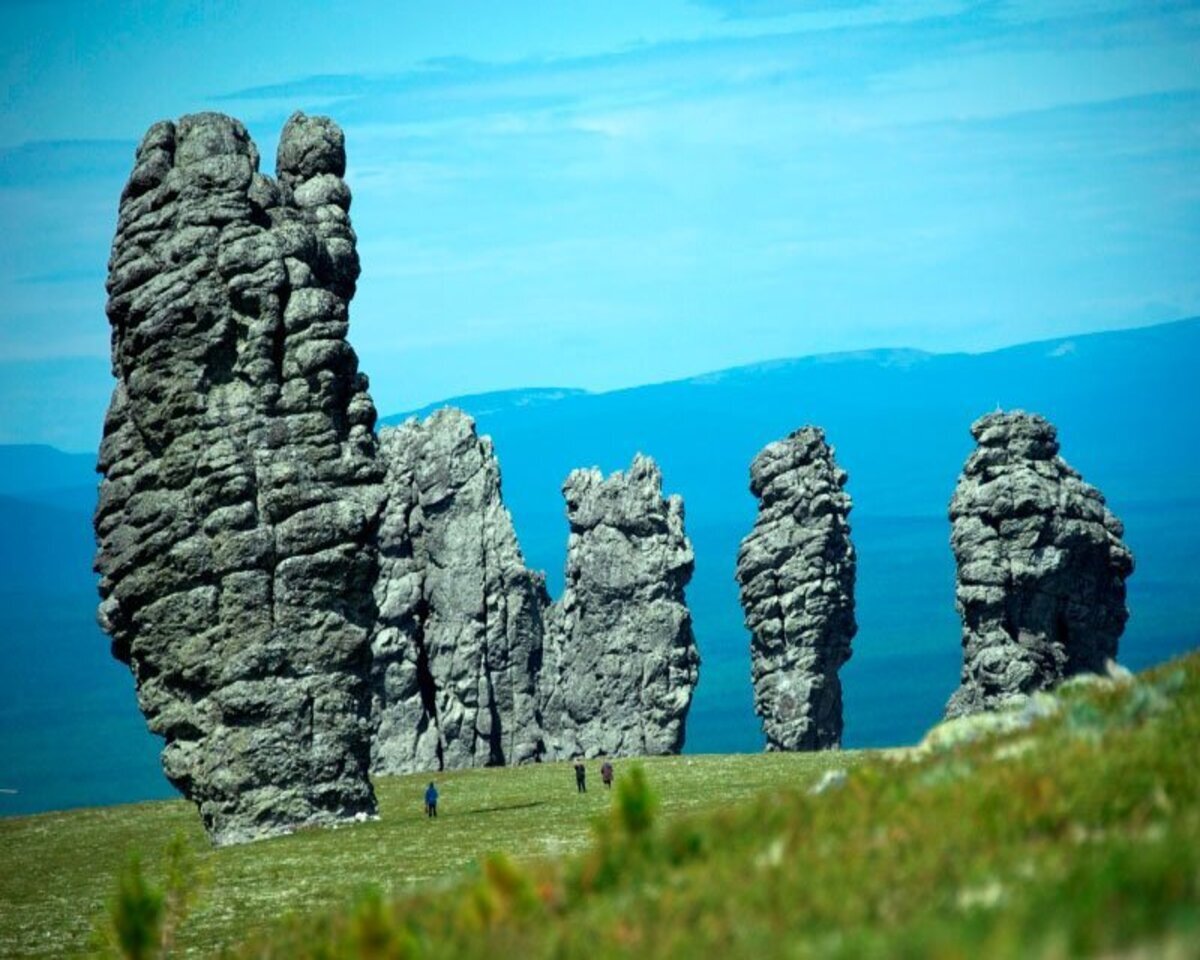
[541,455,700,759]
[94,112,382,845]
[736,428,857,751]
[371,408,548,774]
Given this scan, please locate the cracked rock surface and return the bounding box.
[371,408,548,773]
[94,112,382,845]
[736,427,857,751]
[541,455,699,759]
[945,411,1134,719]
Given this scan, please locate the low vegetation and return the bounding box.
[2,652,1198,958]
[0,749,854,957]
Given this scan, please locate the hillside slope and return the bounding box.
[0,753,858,957]
[2,654,1195,958]
[231,652,1200,959]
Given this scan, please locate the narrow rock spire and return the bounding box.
[371,408,548,774]
[736,427,856,751]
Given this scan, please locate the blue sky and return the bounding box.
[1,0,1197,450]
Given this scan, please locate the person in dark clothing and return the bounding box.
[574,760,587,793]
[600,760,614,789]
[425,782,438,818]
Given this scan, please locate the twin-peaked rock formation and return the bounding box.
[541,455,699,759]
[95,116,700,843]
[945,411,1134,718]
[736,428,857,750]
[95,112,382,845]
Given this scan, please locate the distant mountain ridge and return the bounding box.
[373,314,1200,756]
[384,318,1196,436]
[0,444,95,497]
[380,317,1200,528]
[380,387,588,425]
[2,317,1198,816]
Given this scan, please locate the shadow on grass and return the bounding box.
[452,801,548,817]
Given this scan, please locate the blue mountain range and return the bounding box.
[2,318,1198,817]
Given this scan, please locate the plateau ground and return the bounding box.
[0,752,857,957]
[1,653,1197,958]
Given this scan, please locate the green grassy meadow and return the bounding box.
[3,652,1200,958]
[0,750,857,957]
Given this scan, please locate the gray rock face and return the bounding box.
[735,428,857,751]
[94,112,382,845]
[541,455,699,758]
[370,408,548,773]
[945,411,1134,719]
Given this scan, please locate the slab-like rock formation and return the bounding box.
[735,428,857,751]
[371,408,548,773]
[945,411,1134,718]
[94,112,382,845]
[541,455,699,758]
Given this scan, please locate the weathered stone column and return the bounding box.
[945,410,1134,718]
[736,427,856,751]
[541,455,699,758]
[371,408,547,774]
[94,112,382,844]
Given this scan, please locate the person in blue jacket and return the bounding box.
[425,781,438,818]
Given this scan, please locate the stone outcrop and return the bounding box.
[370,408,548,773]
[735,428,857,751]
[93,112,705,826]
[541,455,699,758]
[945,411,1134,719]
[94,112,382,845]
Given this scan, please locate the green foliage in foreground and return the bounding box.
[97,836,199,960]
[2,653,1198,958]
[230,654,1200,959]
[0,746,853,957]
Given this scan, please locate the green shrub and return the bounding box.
[107,853,164,960]
[95,833,200,959]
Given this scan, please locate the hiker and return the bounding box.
[574,760,587,793]
[425,781,438,818]
[600,760,614,789]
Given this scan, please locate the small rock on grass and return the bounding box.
[809,769,848,795]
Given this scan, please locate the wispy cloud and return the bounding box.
[213,2,1200,144]
[0,0,1196,440]
[689,0,968,25]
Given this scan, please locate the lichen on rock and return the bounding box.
[945,410,1134,719]
[94,111,381,845]
[370,408,548,774]
[540,455,700,759]
[736,427,857,751]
